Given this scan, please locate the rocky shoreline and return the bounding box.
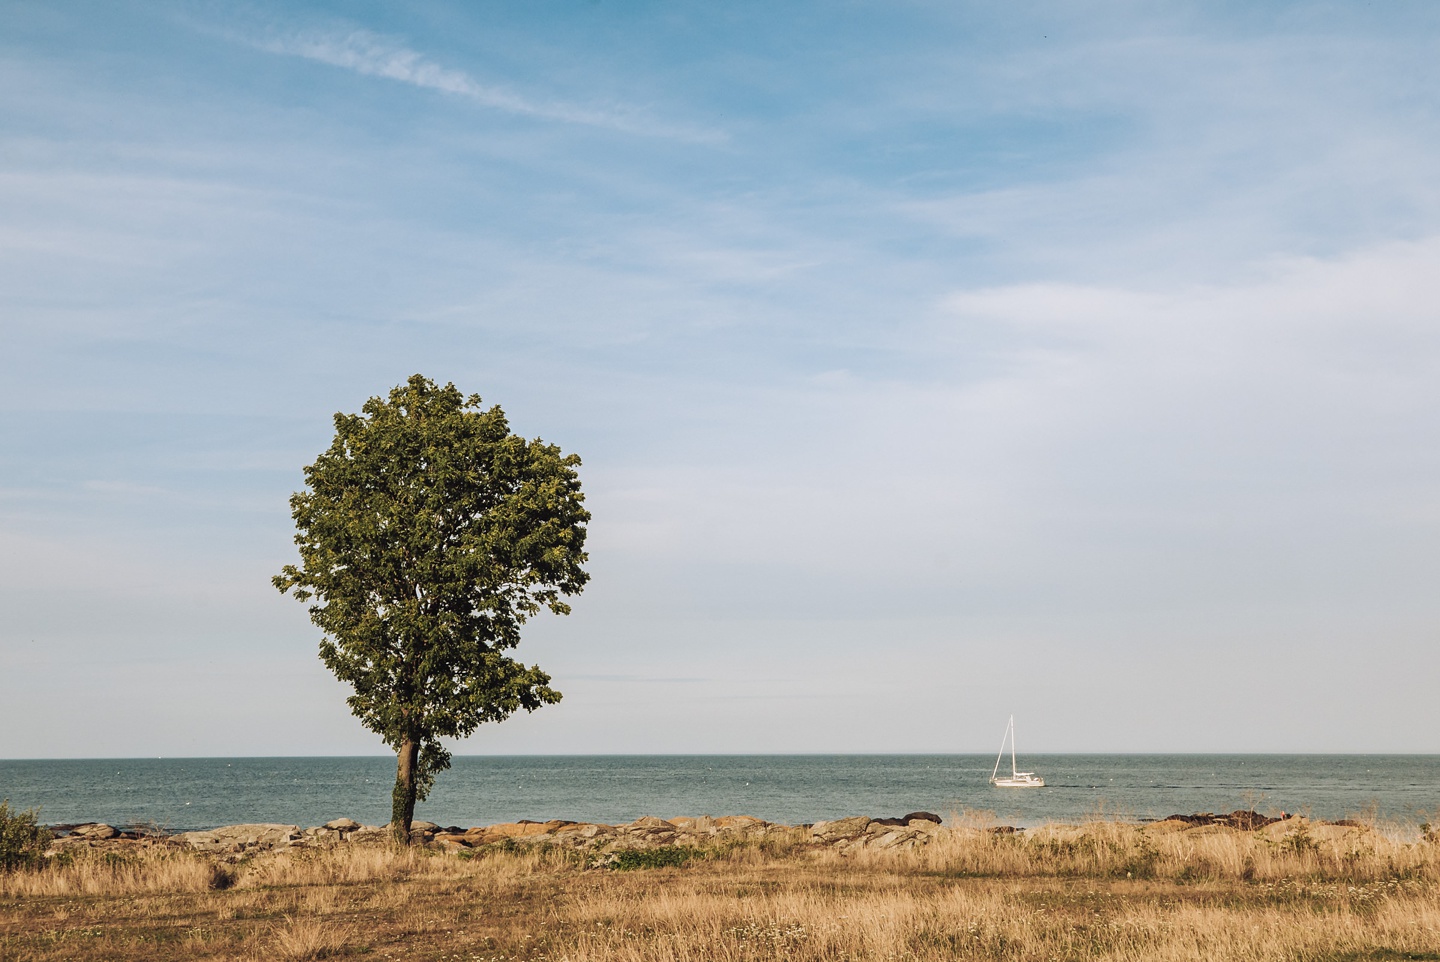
[39,808,1349,864]
[45,811,940,862]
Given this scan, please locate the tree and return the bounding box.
[274,375,589,842]
[0,800,51,872]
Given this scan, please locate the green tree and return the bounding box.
[274,375,589,842]
[0,800,51,872]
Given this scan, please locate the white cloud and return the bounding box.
[573,237,1440,633]
[255,28,722,143]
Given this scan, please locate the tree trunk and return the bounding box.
[391,735,420,845]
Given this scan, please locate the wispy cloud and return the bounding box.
[254,28,721,143]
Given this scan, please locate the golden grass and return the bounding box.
[1,820,1437,961]
[908,817,1440,883]
[271,913,355,960]
[0,847,223,898]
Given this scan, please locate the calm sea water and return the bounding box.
[2,755,1437,833]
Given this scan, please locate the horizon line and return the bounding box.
[6,751,1439,762]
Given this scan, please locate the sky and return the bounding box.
[1,0,1438,758]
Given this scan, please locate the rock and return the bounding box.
[855,823,929,849]
[347,825,390,842]
[1308,823,1368,842]
[810,817,871,842]
[465,820,577,845]
[410,821,440,833]
[1158,811,1280,831]
[1222,810,1278,831]
[71,823,119,840]
[324,818,361,831]
[871,829,920,850]
[872,814,942,830]
[624,816,676,832]
[176,824,302,854]
[714,815,766,829]
[1143,820,1192,835]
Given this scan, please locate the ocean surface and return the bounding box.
[2,755,1437,833]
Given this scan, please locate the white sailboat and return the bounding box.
[990,715,1045,788]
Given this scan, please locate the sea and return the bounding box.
[2,755,1437,833]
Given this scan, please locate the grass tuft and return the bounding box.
[271,914,354,960]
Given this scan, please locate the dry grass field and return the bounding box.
[3,817,1439,961]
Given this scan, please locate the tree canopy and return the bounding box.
[274,375,589,839]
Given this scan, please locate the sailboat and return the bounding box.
[990,715,1045,788]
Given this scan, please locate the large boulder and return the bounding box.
[1222,810,1279,831]
[176,824,302,854]
[903,811,943,826]
[810,817,871,842]
[1143,819,1193,835]
[555,822,614,840]
[464,820,576,845]
[868,828,922,850]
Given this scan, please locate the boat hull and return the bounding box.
[990,775,1045,788]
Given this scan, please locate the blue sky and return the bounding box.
[2,0,1438,757]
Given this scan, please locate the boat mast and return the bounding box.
[1009,715,1018,777]
[991,717,1010,782]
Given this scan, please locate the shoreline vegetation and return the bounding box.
[3,808,1440,960]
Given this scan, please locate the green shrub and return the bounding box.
[0,800,51,872]
[608,846,703,871]
[1119,833,1161,879]
[1280,825,1319,857]
[209,864,237,890]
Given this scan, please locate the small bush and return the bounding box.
[1281,825,1320,857]
[0,800,51,872]
[1120,834,1161,879]
[608,846,704,871]
[209,864,237,890]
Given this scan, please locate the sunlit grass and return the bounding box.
[1,819,1437,960]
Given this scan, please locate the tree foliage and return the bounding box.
[274,376,589,838]
[0,800,50,872]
